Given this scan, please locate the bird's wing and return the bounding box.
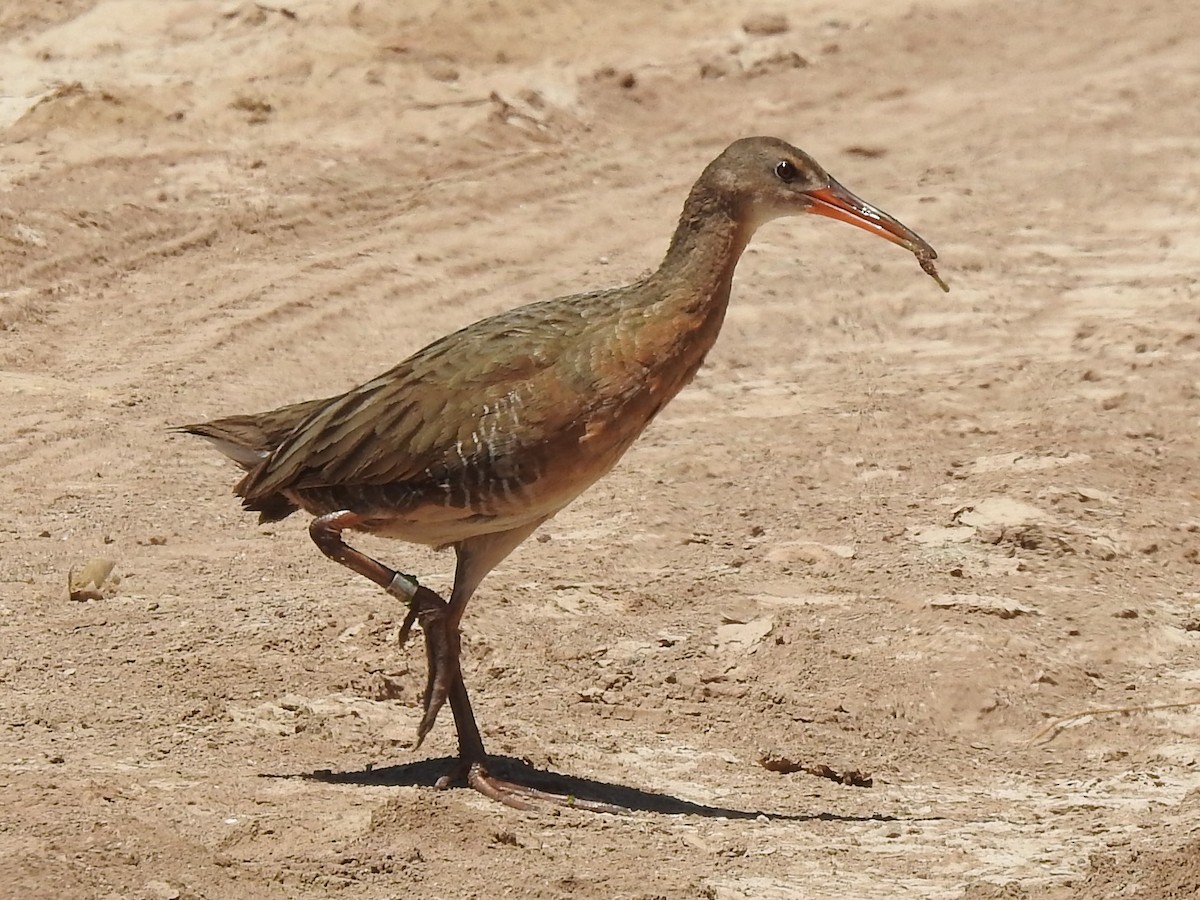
[235,299,616,502]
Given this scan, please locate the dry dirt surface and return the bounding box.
[3,1,1200,898]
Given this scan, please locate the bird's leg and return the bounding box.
[409,526,624,813]
[309,510,421,602]
[311,515,618,811]
[437,671,539,811]
[421,650,542,811]
[437,666,624,813]
[309,510,459,742]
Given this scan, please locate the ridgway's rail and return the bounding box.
[179,136,947,810]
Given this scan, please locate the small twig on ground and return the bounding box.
[255,3,297,19]
[1031,697,1200,744]
[408,97,494,111]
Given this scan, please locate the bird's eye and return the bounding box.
[774,160,797,183]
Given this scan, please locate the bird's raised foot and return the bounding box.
[397,586,459,749]
[434,759,626,814]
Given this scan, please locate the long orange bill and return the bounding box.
[805,178,949,291]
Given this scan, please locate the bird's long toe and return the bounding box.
[408,588,457,748]
[434,759,625,813]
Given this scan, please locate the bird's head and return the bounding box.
[700,136,948,290]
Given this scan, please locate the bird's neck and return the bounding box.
[608,189,757,408]
[650,188,755,313]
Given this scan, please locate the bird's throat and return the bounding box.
[654,190,754,313]
[613,193,757,416]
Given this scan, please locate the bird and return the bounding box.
[179,136,946,810]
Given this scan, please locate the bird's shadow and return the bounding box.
[271,755,915,822]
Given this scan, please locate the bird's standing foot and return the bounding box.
[432,757,535,810]
[433,673,626,813]
[431,755,626,814]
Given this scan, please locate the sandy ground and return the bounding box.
[2,1,1200,897]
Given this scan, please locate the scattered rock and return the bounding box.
[277,694,310,713]
[742,49,808,78]
[358,672,407,701]
[991,523,1075,555]
[758,751,873,786]
[551,583,606,614]
[143,881,180,900]
[12,223,46,247]
[423,56,460,82]
[908,524,975,545]
[953,497,1050,529]
[763,540,854,566]
[928,594,1038,619]
[1086,534,1123,560]
[230,94,273,124]
[715,617,773,653]
[742,12,790,35]
[68,557,119,601]
[844,145,888,159]
[1046,485,1114,508]
[969,452,1091,474]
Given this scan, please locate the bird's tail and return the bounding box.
[174,395,336,523]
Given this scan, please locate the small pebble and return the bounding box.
[742,12,789,35]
